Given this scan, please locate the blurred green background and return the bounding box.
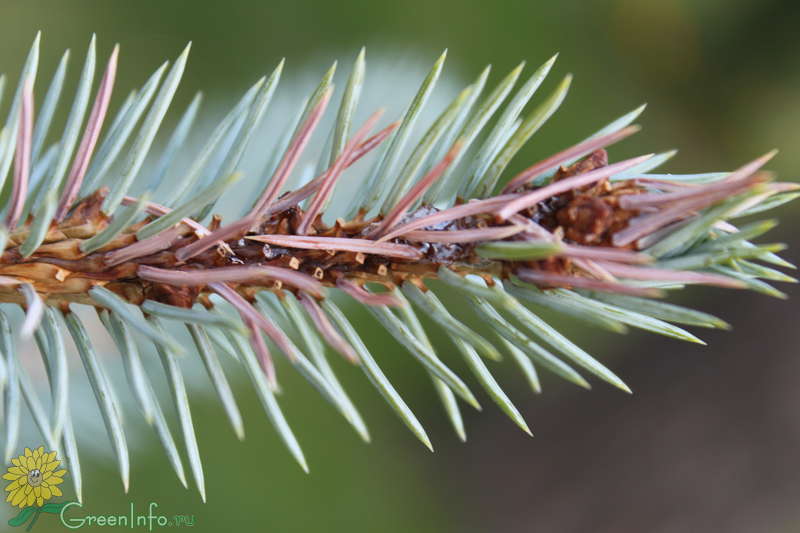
[1,0,799,531]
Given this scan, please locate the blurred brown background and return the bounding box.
[0,0,799,531]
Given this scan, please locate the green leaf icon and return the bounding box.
[8,506,35,527]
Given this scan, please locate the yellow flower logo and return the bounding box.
[3,447,66,509]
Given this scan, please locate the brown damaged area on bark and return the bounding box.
[0,150,645,309]
[525,149,643,246]
[501,149,644,281]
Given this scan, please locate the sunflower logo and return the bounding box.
[4,446,70,530]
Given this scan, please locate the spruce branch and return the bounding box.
[0,34,795,500]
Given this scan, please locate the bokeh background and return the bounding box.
[1,0,799,531]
